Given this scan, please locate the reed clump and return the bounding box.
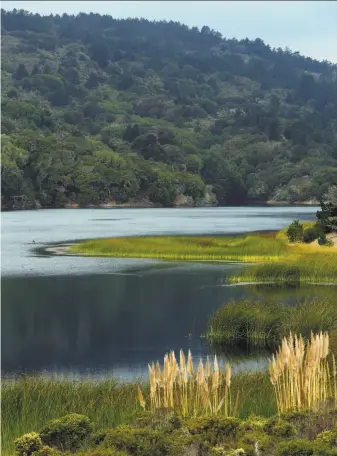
[230,251,337,284]
[270,332,337,415]
[138,350,235,418]
[208,296,337,347]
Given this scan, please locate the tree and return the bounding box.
[316,184,337,233]
[150,173,178,206]
[14,63,29,80]
[185,155,203,173]
[286,220,304,243]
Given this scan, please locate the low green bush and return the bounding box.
[14,432,43,456]
[40,414,93,451]
[318,234,334,247]
[103,425,191,456]
[184,417,240,445]
[31,446,58,456]
[303,226,322,243]
[263,417,296,438]
[66,449,128,456]
[316,428,337,447]
[275,439,320,456]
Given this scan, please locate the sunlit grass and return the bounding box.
[71,225,337,284]
[71,233,289,263]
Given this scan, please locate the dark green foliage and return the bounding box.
[103,426,191,456]
[318,234,334,247]
[184,417,240,445]
[287,220,304,243]
[1,9,337,209]
[263,417,296,438]
[40,413,93,451]
[275,439,318,456]
[317,185,337,233]
[303,226,322,243]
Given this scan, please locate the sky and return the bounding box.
[2,1,337,63]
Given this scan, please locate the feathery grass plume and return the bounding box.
[269,331,336,415]
[137,385,146,410]
[138,350,234,418]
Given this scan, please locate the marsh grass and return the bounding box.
[270,332,337,414]
[71,234,288,263]
[2,371,277,455]
[1,377,141,456]
[71,226,337,284]
[208,296,337,347]
[230,252,337,284]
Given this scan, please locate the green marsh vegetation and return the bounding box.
[207,293,337,347]
[71,226,337,285]
[70,233,288,263]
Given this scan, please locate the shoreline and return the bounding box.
[2,201,320,212]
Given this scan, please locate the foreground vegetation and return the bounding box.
[5,333,337,456]
[10,408,337,456]
[2,372,274,455]
[2,10,337,210]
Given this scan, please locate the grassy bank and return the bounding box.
[70,224,337,284]
[2,372,275,455]
[208,294,337,347]
[70,233,288,263]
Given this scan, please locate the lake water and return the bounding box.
[1,207,319,380]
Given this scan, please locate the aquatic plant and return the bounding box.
[230,251,337,284]
[138,350,234,418]
[269,332,337,415]
[208,296,337,347]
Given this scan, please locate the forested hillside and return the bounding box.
[2,9,337,209]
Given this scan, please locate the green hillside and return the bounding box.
[1,9,337,209]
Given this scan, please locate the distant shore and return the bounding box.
[2,200,319,212]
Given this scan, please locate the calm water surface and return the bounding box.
[1,207,319,380]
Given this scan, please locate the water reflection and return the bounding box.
[2,265,248,379]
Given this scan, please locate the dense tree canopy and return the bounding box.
[1,9,337,209]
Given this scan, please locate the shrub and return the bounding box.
[185,417,240,445]
[104,425,191,456]
[316,428,337,447]
[14,432,43,456]
[263,417,296,437]
[275,439,319,456]
[90,429,109,446]
[287,220,304,243]
[70,449,129,456]
[318,234,334,246]
[40,413,93,451]
[303,227,321,243]
[31,446,58,456]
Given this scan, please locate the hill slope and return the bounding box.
[1,9,337,209]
